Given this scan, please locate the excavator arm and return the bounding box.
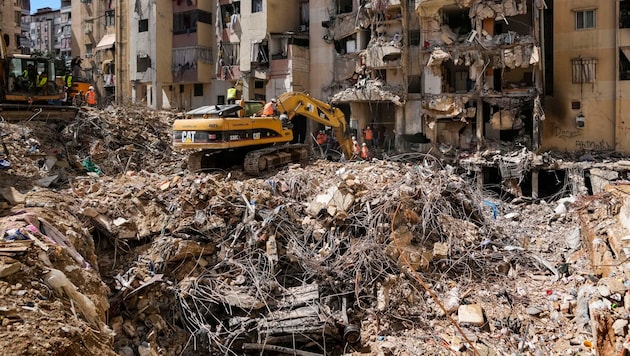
[275,92,354,159]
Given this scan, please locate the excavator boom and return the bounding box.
[275,92,354,160]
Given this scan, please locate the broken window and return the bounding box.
[571,57,596,83]
[622,1,630,28]
[620,48,630,80]
[334,34,357,55]
[336,0,353,14]
[252,0,262,13]
[137,55,151,72]
[251,41,269,66]
[442,6,472,36]
[574,9,595,30]
[173,10,212,35]
[221,3,240,29]
[270,37,287,59]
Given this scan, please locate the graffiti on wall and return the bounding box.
[553,126,581,139]
[575,140,613,151]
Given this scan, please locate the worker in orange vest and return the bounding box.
[86,86,97,106]
[360,142,371,160]
[352,136,360,156]
[262,98,277,116]
[316,130,328,145]
[364,125,374,147]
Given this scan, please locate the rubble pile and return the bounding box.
[0,107,629,355]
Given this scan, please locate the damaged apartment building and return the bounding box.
[312,0,543,155]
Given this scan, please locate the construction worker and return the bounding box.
[62,72,73,89]
[36,72,48,94]
[352,136,360,156]
[262,98,277,116]
[360,142,372,160]
[22,64,36,90]
[86,86,97,106]
[227,86,237,104]
[364,125,374,147]
[61,72,73,104]
[316,130,328,145]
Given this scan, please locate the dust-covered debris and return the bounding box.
[0,106,628,355]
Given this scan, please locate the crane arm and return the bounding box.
[275,92,354,159]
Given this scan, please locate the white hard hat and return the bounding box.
[362,143,366,146]
[271,98,277,103]
[89,86,94,90]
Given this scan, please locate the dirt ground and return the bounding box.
[0,106,627,355]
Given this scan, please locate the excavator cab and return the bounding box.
[0,30,78,121]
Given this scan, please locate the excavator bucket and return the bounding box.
[0,103,78,121]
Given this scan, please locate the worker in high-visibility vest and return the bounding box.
[61,72,73,104]
[36,72,49,94]
[86,86,97,106]
[227,86,237,104]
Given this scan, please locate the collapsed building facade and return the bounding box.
[314,0,543,155]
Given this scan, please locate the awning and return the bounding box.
[96,33,116,50]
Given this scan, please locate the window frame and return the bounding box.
[574,9,596,30]
[193,83,203,97]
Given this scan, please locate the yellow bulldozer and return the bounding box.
[0,31,78,120]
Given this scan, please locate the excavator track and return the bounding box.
[244,144,310,176]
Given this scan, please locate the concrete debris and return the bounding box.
[0,107,630,355]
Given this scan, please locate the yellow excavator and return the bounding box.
[0,30,78,120]
[172,92,354,174]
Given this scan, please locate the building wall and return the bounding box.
[543,0,617,152]
[2,2,24,54]
[309,0,335,100]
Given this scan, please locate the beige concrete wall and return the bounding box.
[309,0,335,100]
[2,3,23,54]
[267,0,300,34]
[543,0,617,152]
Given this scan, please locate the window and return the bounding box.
[179,84,184,93]
[575,9,595,30]
[194,83,203,97]
[86,44,93,56]
[138,19,148,32]
[571,101,581,110]
[408,30,421,46]
[217,95,225,105]
[408,75,421,93]
[137,55,151,72]
[221,3,241,28]
[105,10,115,26]
[252,0,262,13]
[336,0,353,14]
[623,1,630,29]
[173,10,211,34]
[84,21,93,34]
[620,48,630,80]
[14,11,20,24]
[571,57,596,83]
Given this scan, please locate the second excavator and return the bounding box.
[172,92,355,175]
